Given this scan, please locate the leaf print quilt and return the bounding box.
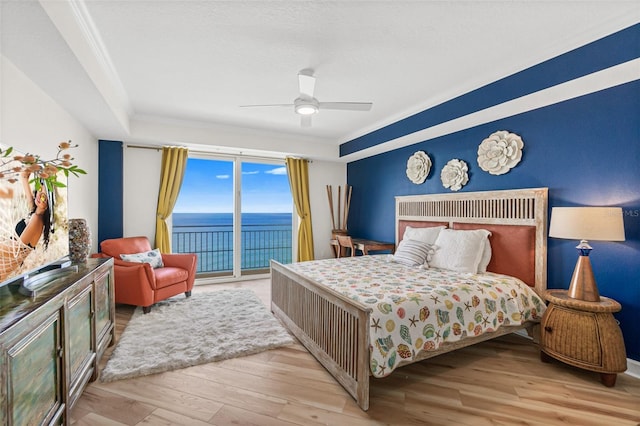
[285,255,546,378]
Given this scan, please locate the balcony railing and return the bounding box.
[172,224,292,275]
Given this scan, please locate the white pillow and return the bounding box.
[477,238,492,273]
[391,239,434,267]
[120,248,164,268]
[429,229,491,273]
[403,225,446,245]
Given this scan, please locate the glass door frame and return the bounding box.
[185,152,293,284]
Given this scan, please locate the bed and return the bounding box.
[270,187,548,410]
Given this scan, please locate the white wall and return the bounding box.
[1,56,100,251]
[130,117,337,162]
[308,160,346,259]
[122,146,162,241]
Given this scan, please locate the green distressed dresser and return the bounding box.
[0,257,115,425]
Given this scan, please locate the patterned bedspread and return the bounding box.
[285,255,546,378]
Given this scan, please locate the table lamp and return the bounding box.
[549,207,625,302]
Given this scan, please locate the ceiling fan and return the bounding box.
[240,69,373,127]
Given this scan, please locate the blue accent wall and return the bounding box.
[344,28,640,361]
[98,140,124,245]
[341,23,639,157]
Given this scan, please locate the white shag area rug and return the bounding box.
[100,288,294,382]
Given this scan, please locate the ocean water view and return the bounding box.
[172,212,293,274]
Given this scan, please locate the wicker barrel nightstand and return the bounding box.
[540,289,627,386]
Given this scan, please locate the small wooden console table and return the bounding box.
[330,238,395,257]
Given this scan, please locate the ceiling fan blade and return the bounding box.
[298,70,316,98]
[239,103,294,108]
[319,102,372,111]
[301,115,312,128]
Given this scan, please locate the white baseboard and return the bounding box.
[514,329,640,380]
[626,358,640,379]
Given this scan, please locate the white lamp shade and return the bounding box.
[549,207,625,241]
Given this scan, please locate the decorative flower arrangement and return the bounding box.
[441,159,469,191]
[406,151,432,184]
[0,141,86,191]
[477,130,524,175]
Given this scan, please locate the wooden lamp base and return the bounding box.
[567,254,600,302]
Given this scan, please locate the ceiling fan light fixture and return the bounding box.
[240,72,373,127]
[295,103,318,115]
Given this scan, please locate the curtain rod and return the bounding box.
[125,144,163,151]
[124,143,311,162]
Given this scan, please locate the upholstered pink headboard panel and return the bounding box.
[453,222,536,287]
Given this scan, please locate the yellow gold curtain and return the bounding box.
[155,146,188,253]
[285,157,314,261]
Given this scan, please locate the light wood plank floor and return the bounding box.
[71,279,640,425]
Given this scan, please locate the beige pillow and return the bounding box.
[403,225,446,245]
[477,238,492,273]
[429,229,491,273]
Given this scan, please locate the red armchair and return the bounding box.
[92,236,197,313]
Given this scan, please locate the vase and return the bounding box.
[69,218,91,263]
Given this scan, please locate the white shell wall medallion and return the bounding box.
[441,159,469,191]
[406,151,432,184]
[477,130,524,175]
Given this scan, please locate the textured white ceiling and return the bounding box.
[2,1,639,147]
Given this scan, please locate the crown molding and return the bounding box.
[39,0,132,133]
[67,0,131,111]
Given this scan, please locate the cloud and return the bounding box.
[216,174,230,179]
[265,166,287,175]
[242,171,259,175]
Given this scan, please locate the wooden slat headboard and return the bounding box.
[395,188,548,295]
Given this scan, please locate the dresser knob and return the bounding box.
[544,326,553,333]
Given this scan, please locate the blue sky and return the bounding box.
[174,158,292,213]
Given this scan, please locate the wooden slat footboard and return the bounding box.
[270,260,372,410]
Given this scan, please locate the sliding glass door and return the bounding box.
[172,157,235,279]
[172,155,292,281]
[240,161,292,275]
